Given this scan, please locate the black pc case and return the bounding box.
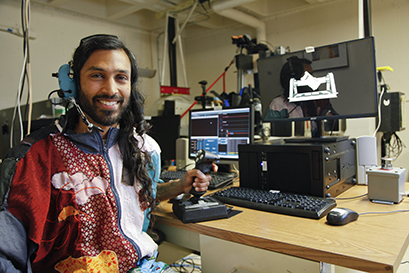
[238,138,356,198]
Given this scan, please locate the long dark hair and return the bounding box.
[71,34,155,214]
[280,56,312,98]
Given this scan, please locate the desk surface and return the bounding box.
[154,182,409,273]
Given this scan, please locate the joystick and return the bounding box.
[172,150,229,223]
[189,149,218,201]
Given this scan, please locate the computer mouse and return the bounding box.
[326,208,359,226]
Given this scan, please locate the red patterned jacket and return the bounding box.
[0,125,163,273]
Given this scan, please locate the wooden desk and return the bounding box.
[154,183,409,273]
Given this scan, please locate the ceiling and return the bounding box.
[31,0,335,34]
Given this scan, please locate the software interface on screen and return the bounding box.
[257,36,378,123]
[189,107,253,161]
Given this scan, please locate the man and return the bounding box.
[264,56,312,120]
[0,34,212,272]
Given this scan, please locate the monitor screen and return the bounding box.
[189,106,254,163]
[257,36,378,125]
[147,115,180,162]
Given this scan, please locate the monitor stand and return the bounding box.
[284,120,349,143]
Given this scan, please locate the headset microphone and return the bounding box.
[69,97,104,133]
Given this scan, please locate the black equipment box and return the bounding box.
[378,92,406,132]
[238,138,356,198]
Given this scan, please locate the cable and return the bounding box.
[10,0,27,148]
[10,41,27,148]
[24,0,32,135]
[388,132,405,161]
[180,57,235,119]
[10,0,32,148]
[231,163,239,174]
[333,194,409,216]
[177,163,195,171]
[372,86,384,137]
[373,68,396,137]
[287,104,301,117]
[171,0,198,44]
[359,209,409,216]
[170,257,201,273]
[332,193,368,201]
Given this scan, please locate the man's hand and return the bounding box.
[180,169,210,194]
[156,164,217,202]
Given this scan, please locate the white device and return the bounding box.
[175,138,195,170]
[356,136,378,185]
[289,72,338,102]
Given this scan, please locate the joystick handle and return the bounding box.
[189,150,218,198]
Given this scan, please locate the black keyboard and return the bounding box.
[160,170,237,189]
[212,187,336,219]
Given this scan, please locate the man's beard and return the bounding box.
[77,91,128,127]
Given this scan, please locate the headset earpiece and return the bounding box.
[287,56,304,80]
[57,63,77,100]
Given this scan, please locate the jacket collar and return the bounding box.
[63,127,119,154]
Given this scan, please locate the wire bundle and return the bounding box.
[10,0,32,148]
[170,253,202,273]
[387,132,406,161]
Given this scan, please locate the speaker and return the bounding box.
[356,136,378,185]
[175,138,195,170]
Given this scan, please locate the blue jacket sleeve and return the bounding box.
[142,150,163,232]
[0,210,35,273]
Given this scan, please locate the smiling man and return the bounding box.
[76,48,130,131]
[0,34,212,273]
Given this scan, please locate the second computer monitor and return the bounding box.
[189,106,254,165]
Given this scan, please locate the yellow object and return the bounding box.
[377,66,393,72]
[58,205,80,222]
[55,250,119,273]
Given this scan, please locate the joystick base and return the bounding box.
[172,196,228,223]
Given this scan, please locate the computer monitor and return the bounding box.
[147,115,180,164]
[189,106,254,168]
[257,36,378,141]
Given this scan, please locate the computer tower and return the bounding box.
[238,138,356,198]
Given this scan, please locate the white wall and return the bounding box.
[1,0,409,178]
[0,0,160,114]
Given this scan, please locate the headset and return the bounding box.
[50,34,124,133]
[56,62,77,100]
[51,62,103,133]
[287,56,305,80]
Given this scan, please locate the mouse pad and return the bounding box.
[227,209,242,218]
